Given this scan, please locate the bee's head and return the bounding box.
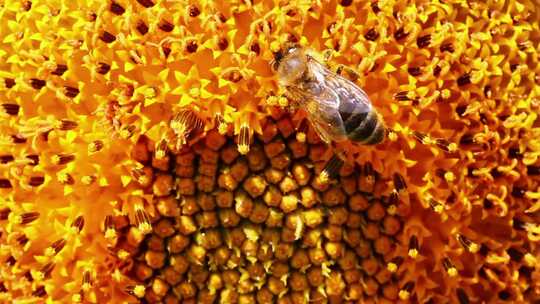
[271,43,308,85]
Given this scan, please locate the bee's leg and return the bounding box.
[319,144,346,183]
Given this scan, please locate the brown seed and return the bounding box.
[322,186,346,206]
[349,193,369,211]
[256,287,274,303]
[280,193,299,213]
[375,268,392,285]
[231,159,249,181]
[154,219,175,238]
[220,145,240,164]
[146,235,164,252]
[382,215,401,235]
[213,247,231,266]
[176,151,195,166]
[200,148,219,164]
[264,139,286,158]
[367,200,386,221]
[156,196,180,217]
[307,267,324,287]
[363,277,379,296]
[197,193,216,211]
[249,201,269,224]
[308,247,327,265]
[327,207,348,225]
[311,174,329,192]
[291,163,311,186]
[229,227,246,248]
[270,153,291,170]
[323,225,342,241]
[176,178,195,195]
[303,208,324,228]
[247,145,268,171]
[162,267,182,286]
[325,242,344,259]
[169,254,189,274]
[289,272,309,292]
[126,226,145,247]
[382,283,398,300]
[187,244,207,265]
[362,222,380,240]
[199,162,218,177]
[181,196,200,215]
[216,190,234,208]
[300,186,318,208]
[303,228,322,247]
[218,208,241,227]
[362,256,380,276]
[338,250,358,271]
[167,234,190,253]
[218,170,238,191]
[263,185,282,207]
[276,117,295,138]
[290,248,310,269]
[196,175,215,192]
[267,277,286,295]
[152,278,169,297]
[145,250,166,269]
[235,190,254,218]
[374,236,392,256]
[196,211,219,229]
[219,289,239,303]
[134,262,153,281]
[177,282,197,299]
[265,208,284,227]
[341,175,357,195]
[288,137,308,159]
[260,121,279,143]
[222,269,240,286]
[243,175,267,197]
[326,272,346,297]
[178,216,197,235]
[264,167,285,184]
[279,176,299,193]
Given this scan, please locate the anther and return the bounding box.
[408,235,419,258]
[158,20,174,32]
[394,28,409,41]
[57,119,78,130]
[64,86,79,98]
[119,125,136,139]
[428,197,444,214]
[20,212,40,224]
[443,258,458,276]
[48,239,66,255]
[155,139,168,159]
[30,79,46,90]
[399,281,415,300]
[58,172,75,185]
[110,2,125,15]
[364,28,379,41]
[99,31,116,43]
[72,215,84,233]
[125,285,146,298]
[103,215,117,243]
[393,173,406,192]
[136,0,154,7]
[82,271,92,291]
[40,262,55,278]
[319,154,344,183]
[4,78,15,88]
[16,235,29,246]
[0,155,14,164]
[88,140,104,153]
[440,43,455,53]
[416,35,431,48]
[96,62,111,74]
[456,234,479,253]
[457,73,471,86]
[32,286,47,297]
[1,103,20,115]
[237,124,251,155]
[28,176,45,186]
[0,208,11,220]
[456,288,469,304]
[52,153,75,165]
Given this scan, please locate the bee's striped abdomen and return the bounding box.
[345,110,385,145]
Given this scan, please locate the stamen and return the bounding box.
[408,235,419,258]
[237,124,251,155]
[443,258,458,276]
[155,138,168,159]
[64,86,80,98]
[1,103,20,116]
[40,262,55,278]
[0,207,11,220]
[72,215,85,233]
[52,154,75,165]
[58,172,75,185]
[96,62,111,74]
[0,179,12,188]
[57,119,78,130]
[32,286,47,297]
[47,239,66,255]
[119,125,136,139]
[51,64,68,76]
[215,114,228,135]
[125,285,146,298]
[136,0,155,8]
[456,288,469,304]
[134,205,152,234]
[82,270,92,291]
[88,140,104,153]
[399,281,415,300]
[170,109,204,149]
[456,234,479,253]
[20,212,40,224]
[393,173,406,192]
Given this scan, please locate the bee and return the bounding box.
[271,43,385,146]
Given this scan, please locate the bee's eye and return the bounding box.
[273,51,284,69]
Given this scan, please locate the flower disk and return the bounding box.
[0,0,539,303]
